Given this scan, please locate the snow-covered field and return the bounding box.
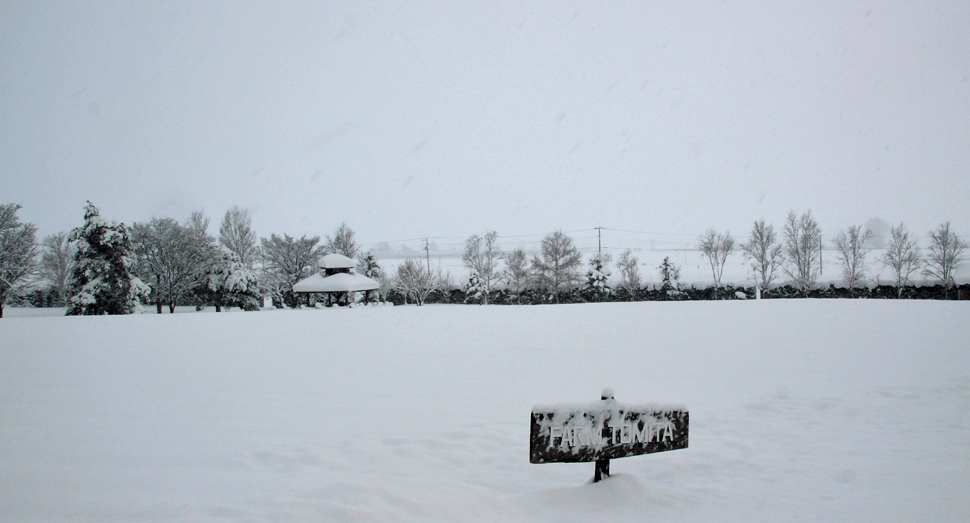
[2,301,968,522]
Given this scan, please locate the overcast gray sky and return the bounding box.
[2,1,968,253]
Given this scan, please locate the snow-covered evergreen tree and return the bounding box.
[205,246,260,311]
[658,256,681,293]
[464,272,485,304]
[584,253,612,300]
[66,202,149,315]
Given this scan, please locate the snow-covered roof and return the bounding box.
[292,272,379,293]
[317,253,356,269]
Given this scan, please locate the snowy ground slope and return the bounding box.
[1,301,968,522]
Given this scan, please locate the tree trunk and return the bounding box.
[155,274,163,314]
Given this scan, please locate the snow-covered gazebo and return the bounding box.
[292,254,379,306]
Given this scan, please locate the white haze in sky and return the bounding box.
[2,1,969,249]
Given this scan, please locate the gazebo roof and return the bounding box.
[292,272,379,293]
[318,253,356,269]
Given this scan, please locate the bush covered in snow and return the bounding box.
[201,246,261,312]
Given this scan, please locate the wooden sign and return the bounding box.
[530,398,688,465]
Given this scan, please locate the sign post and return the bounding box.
[530,388,688,482]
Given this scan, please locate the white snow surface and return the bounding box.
[2,301,969,522]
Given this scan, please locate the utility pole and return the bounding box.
[819,236,823,275]
[424,238,431,276]
[594,227,604,255]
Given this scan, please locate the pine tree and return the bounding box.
[66,202,149,315]
[585,253,612,300]
[464,272,485,304]
[658,257,681,293]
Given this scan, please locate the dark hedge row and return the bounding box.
[17,282,969,309]
[384,283,970,306]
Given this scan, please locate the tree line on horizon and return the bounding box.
[0,202,967,316]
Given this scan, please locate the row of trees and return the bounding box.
[448,213,967,306]
[457,230,624,305]
[126,208,376,312]
[1,202,967,316]
[0,201,383,315]
[697,211,967,300]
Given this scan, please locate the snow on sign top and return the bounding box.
[318,254,356,269]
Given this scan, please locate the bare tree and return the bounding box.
[356,251,385,303]
[832,225,874,288]
[260,233,324,307]
[0,203,39,318]
[531,230,583,301]
[393,258,447,306]
[698,228,734,295]
[616,250,641,295]
[741,219,783,293]
[132,217,211,313]
[782,210,822,292]
[462,231,502,305]
[326,222,359,258]
[219,206,259,268]
[923,221,967,298]
[502,248,531,302]
[186,211,213,243]
[185,210,218,286]
[880,223,921,298]
[38,231,75,306]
